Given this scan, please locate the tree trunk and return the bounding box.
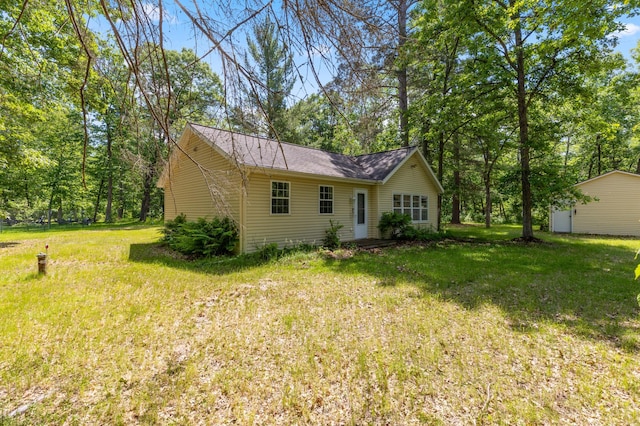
[436,131,445,231]
[484,174,491,229]
[564,136,570,170]
[499,198,507,222]
[105,123,114,223]
[140,133,160,222]
[451,133,461,224]
[596,136,602,176]
[139,162,156,222]
[47,193,54,227]
[421,122,432,164]
[25,180,30,208]
[117,178,124,220]
[93,178,104,223]
[139,176,152,222]
[47,179,59,228]
[397,0,409,147]
[514,22,534,240]
[105,174,113,222]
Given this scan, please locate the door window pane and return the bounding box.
[357,193,365,224]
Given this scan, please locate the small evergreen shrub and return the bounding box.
[323,220,344,249]
[162,213,188,244]
[162,214,238,257]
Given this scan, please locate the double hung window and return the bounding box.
[319,185,334,214]
[271,181,290,214]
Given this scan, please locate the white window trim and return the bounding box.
[271,180,291,215]
[392,193,429,222]
[319,185,334,215]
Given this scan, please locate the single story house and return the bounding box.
[550,170,640,236]
[157,123,444,253]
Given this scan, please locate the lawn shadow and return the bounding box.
[128,233,640,352]
[128,242,271,275]
[324,236,640,353]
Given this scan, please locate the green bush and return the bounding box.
[378,212,412,239]
[162,214,238,257]
[162,213,188,244]
[323,220,344,249]
[402,225,441,241]
[378,212,444,241]
[257,242,279,261]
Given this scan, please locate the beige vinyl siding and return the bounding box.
[573,172,640,236]
[163,133,242,224]
[243,171,364,251]
[367,186,379,238]
[377,152,440,231]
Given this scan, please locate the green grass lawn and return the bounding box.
[1,224,639,424]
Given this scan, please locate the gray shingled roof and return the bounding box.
[189,123,417,182]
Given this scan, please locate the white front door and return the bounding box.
[552,208,572,233]
[354,189,368,239]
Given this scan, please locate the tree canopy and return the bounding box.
[1,0,639,234]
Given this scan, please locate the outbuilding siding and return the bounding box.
[573,171,640,236]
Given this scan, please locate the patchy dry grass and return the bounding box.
[1,224,639,424]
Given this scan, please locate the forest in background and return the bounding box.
[1,0,639,237]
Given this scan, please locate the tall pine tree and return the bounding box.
[242,15,297,139]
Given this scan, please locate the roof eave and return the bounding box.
[245,165,378,185]
[575,169,640,187]
[162,124,444,192]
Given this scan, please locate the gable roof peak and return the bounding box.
[576,169,640,186]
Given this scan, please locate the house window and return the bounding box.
[271,181,290,214]
[393,193,428,222]
[319,185,334,214]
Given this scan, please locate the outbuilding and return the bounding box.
[550,170,640,236]
[157,123,444,253]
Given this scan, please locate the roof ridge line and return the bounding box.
[189,122,354,158]
[189,123,418,160]
[352,145,417,159]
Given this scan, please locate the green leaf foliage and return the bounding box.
[378,212,412,239]
[162,214,238,257]
[323,219,344,250]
